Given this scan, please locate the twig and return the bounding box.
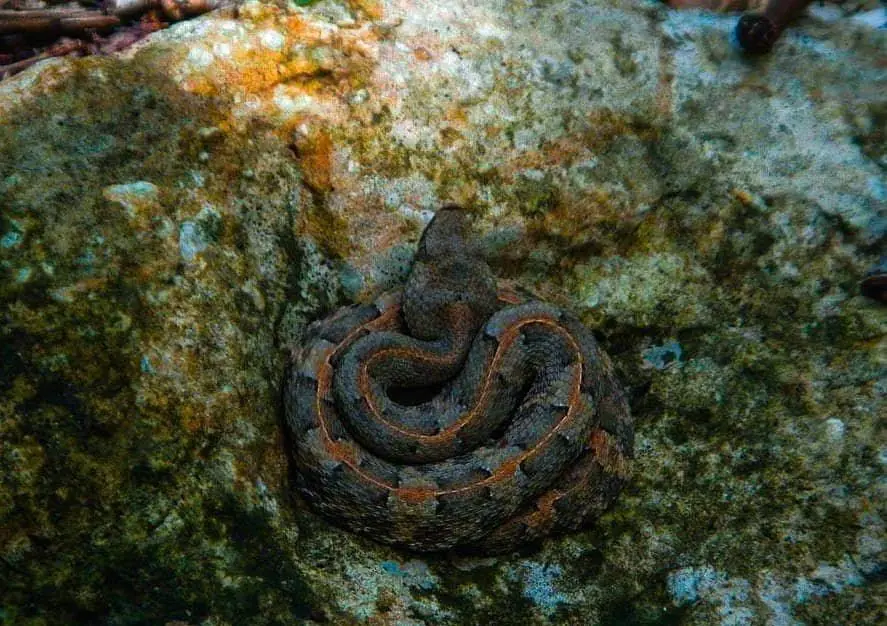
[105,0,226,20]
[0,53,44,77]
[0,0,227,80]
[0,36,86,79]
[0,0,225,35]
[0,10,120,36]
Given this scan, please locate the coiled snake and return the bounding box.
[285,208,633,552]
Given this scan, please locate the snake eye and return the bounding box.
[556,430,576,445]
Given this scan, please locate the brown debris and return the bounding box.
[663,0,766,10]
[0,0,226,80]
[0,9,120,35]
[860,258,887,303]
[735,0,815,53]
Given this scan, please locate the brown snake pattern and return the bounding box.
[285,208,633,552]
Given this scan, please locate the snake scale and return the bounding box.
[285,208,633,552]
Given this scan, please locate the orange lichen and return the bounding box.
[583,109,660,150]
[731,187,764,208]
[300,204,353,258]
[348,0,384,20]
[524,188,632,259]
[292,126,334,193]
[413,46,433,62]
[501,136,589,175]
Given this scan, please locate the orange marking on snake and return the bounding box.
[289,208,632,551]
[356,313,581,442]
[523,490,562,530]
[312,306,585,499]
[589,427,630,477]
[396,488,437,504]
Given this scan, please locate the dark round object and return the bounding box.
[736,14,780,54]
[861,257,887,303]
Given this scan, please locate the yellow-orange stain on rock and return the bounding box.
[413,46,433,62]
[301,204,353,259]
[293,126,334,194]
[527,189,629,254]
[348,0,383,20]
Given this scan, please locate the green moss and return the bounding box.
[427,557,538,625]
[793,579,886,624]
[0,57,324,624]
[512,173,560,219]
[576,253,719,329]
[0,3,884,623]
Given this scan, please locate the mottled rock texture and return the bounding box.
[1,0,884,624]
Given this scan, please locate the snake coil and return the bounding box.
[285,208,633,552]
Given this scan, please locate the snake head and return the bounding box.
[414,206,480,262]
[403,206,498,341]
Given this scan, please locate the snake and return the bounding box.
[284,208,633,552]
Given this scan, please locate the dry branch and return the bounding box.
[0,9,120,35]
[0,0,226,79]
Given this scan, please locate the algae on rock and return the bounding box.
[1,0,885,624]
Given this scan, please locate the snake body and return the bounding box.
[285,209,633,552]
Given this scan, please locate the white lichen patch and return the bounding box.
[103,181,161,223]
[578,253,716,328]
[258,29,287,51]
[667,555,872,626]
[185,46,216,69]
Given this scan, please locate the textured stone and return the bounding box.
[1,0,884,624]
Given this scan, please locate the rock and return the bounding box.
[1,0,884,623]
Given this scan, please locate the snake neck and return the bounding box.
[402,208,498,343]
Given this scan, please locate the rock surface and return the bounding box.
[1,0,884,624]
